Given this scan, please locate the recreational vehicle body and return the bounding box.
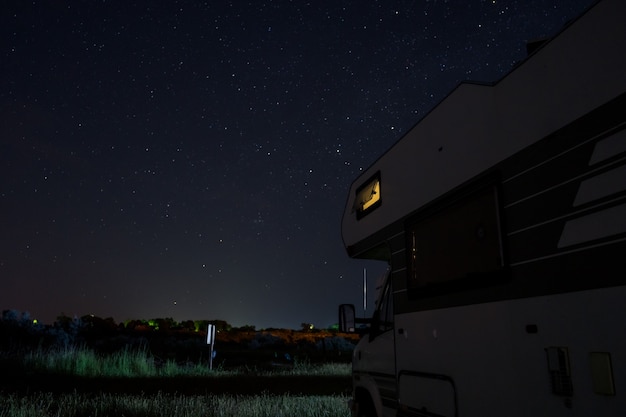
[338,0,626,416]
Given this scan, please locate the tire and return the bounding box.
[354,392,377,417]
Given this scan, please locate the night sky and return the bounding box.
[1,0,594,329]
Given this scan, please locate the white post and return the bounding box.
[207,324,216,370]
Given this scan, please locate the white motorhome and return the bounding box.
[338,0,626,416]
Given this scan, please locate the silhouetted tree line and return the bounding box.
[1,309,356,365]
[1,309,252,351]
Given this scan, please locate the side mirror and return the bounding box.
[338,304,356,333]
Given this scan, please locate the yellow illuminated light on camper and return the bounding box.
[360,179,380,211]
[355,173,382,219]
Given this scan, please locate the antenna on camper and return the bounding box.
[363,268,367,312]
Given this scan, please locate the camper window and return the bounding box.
[406,185,504,295]
[370,273,394,339]
[355,171,382,220]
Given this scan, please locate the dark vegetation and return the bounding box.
[0,310,358,396]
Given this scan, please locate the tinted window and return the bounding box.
[406,186,504,294]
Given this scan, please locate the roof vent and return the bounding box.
[526,37,549,55]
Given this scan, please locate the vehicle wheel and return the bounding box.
[354,393,377,417]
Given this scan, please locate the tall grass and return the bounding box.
[23,346,224,377]
[283,358,350,376]
[0,392,350,417]
[22,346,351,377]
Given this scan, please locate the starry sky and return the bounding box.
[1,0,594,329]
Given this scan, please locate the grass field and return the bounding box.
[20,345,350,377]
[1,346,353,416]
[0,392,351,417]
